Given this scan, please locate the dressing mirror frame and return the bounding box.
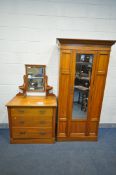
[25,64,46,92]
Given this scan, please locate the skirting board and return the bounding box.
[0,123,9,128]
[0,123,116,128]
[99,123,116,128]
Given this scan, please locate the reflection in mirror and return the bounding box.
[28,77,44,91]
[26,66,45,91]
[72,54,94,119]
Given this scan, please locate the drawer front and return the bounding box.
[12,128,52,139]
[11,116,52,127]
[11,107,53,117]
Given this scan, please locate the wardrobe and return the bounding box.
[57,38,115,141]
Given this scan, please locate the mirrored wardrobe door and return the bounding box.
[72,53,95,120]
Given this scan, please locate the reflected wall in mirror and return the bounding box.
[72,54,94,119]
[25,65,46,91]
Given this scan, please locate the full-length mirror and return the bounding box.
[72,54,94,119]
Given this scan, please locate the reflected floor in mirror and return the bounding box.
[72,91,87,119]
[72,103,87,119]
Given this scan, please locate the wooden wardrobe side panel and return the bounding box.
[57,50,71,138]
[88,51,110,135]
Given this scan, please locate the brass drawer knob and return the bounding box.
[39,110,46,114]
[18,110,25,113]
[39,132,46,135]
[39,121,46,124]
[19,132,26,135]
[19,121,25,124]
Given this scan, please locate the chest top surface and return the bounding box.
[6,95,57,107]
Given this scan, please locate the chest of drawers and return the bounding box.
[6,95,57,144]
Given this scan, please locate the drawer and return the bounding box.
[11,116,52,127]
[12,127,52,139]
[11,107,53,117]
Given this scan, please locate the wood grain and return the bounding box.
[57,38,115,141]
[6,95,57,107]
[6,95,57,144]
